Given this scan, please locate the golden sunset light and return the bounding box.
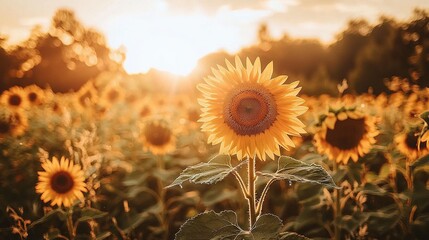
[1,1,429,239]
[2,0,429,75]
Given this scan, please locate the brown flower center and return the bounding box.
[50,171,74,194]
[28,92,38,102]
[144,123,172,146]
[224,84,277,135]
[8,94,22,106]
[326,117,366,150]
[405,132,426,150]
[107,89,119,102]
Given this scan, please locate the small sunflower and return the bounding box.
[36,157,87,207]
[0,107,28,139]
[24,84,45,106]
[141,118,176,155]
[395,126,429,162]
[75,81,98,109]
[314,107,379,164]
[1,86,28,109]
[197,56,307,161]
[100,83,124,106]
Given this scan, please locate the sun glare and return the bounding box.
[104,9,259,76]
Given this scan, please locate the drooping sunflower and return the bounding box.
[36,157,87,207]
[313,107,379,164]
[395,126,429,162]
[0,107,28,139]
[24,84,45,106]
[141,118,176,155]
[0,86,28,109]
[197,56,308,161]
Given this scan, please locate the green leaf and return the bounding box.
[279,232,311,240]
[411,154,429,170]
[175,210,242,240]
[176,211,284,240]
[167,155,247,188]
[29,208,66,228]
[76,207,108,223]
[258,156,339,189]
[250,214,283,239]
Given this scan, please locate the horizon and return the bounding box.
[1,0,429,76]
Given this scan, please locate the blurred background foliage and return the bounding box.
[0,8,429,95]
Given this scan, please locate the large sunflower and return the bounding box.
[141,118,176,155]
[197,57,307,161]
[36,157,87,207]
[395,126,429,162]
[314,107,379,164]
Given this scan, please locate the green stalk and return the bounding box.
[157,155,168,240]
[66,210,75,240]
[246,157,257,230]
[333,161,341,240]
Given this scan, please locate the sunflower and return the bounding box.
[0,107,28,139]
[99,83,124,106]
[395,126,429,162]
[24,84,45,106]
[36,157,87,207]
[0,86,28,109]
[314,107,379,164]
[75,81,98,110]
[197,56,307,161]
[141,118,176,155]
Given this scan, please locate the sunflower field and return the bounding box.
[1,57,429,240]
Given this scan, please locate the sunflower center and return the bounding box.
[326,117,366,150]
[145,124,172,146]
[107,90,119,102]
[405,132,426,150]
[28,92,38,102]
[50,171,74,194]
[9,95,22,106]
[224,84,277,136]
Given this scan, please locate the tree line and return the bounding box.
[1,8,428,95]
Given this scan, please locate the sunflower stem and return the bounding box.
[246,156,257,230]
[333,161,341,240]
[66,209,75,240]
[256,178,275,217]
[233,171,249,197]
[405,160,414,197]
[156,155,169,240]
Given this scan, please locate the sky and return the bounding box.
[1,0,429,75]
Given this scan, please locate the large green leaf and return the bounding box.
[167,155,247,188]
[76,207,108,223]
[258,156,339,189]
[249,214,283,240]
[175,210,242,240]
[175,211,284,240]
[29,208,66,228]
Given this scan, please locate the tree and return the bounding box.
[1,9,124,93]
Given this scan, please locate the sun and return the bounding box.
[104,12,250,76]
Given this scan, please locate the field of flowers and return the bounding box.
[1,58,429,240]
